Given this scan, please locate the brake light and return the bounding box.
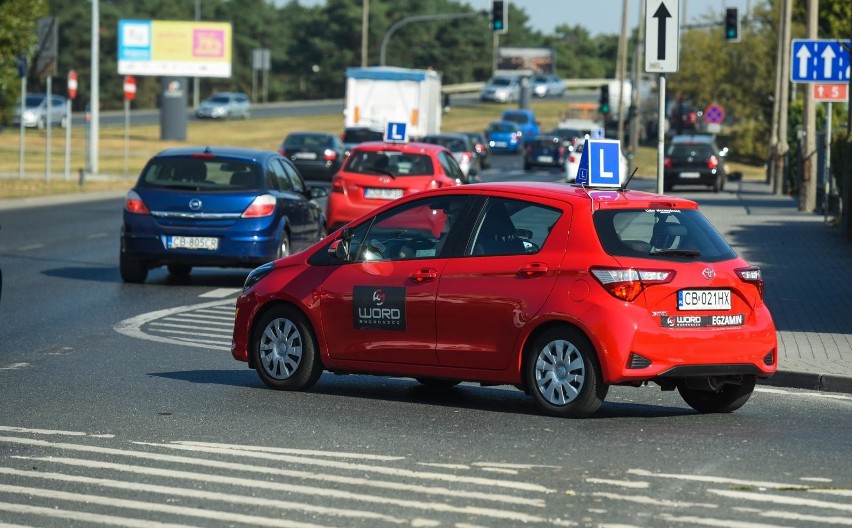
[558,146,565,157]
[124,190,150,215]
[331,177,345,193]
[460,152,472,164]
[590,267,675,302]
[475,143,485,154]
[278,149,287,157]
[664,157,673,168]
[736,266,765,298]
[323,149,338,161]
[569,154,578,163]
[191,152,216,159]
[242,194,276,218]
[708,155,718,169]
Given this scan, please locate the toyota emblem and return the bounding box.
[702,267,716,280]
[378,177,391,184]
[188,198,202,211]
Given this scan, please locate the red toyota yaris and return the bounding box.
[231,182,776,418]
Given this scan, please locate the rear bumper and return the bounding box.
[664,169,721,187]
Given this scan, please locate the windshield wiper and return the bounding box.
[364,167,396,178]
[649,248,701,258]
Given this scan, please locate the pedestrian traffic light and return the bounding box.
[491,0,508,33]
[724,7,739,42]
[599,85,610,114]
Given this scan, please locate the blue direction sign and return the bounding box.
[575,139,622,188]
[791,39,851,83]
[385,122,408,143]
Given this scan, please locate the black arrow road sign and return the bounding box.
[653,3,671,60]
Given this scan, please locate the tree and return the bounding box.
[0,0,47,125]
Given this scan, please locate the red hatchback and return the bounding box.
[326,141,468,232]
[231,182,776,418]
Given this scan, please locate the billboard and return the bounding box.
[496,47,555,76]
[118,20,232,78]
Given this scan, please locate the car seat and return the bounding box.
[472,202,526,256]
[229,170,257,188]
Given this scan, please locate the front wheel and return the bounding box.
[252,305,323,391]
[524,327,607,418]
[677,376,756,413]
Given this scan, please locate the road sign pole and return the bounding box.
[124,99,130,177]
[65,98,72,181]
[18,75,26,180]
[657,73,666,194]
[824,102,832,225]
[45,75,52,182]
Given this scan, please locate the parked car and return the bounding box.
[279,131,346,181]
[461,131,492,169]
[420,133,482,181]
[566,140,629,184]
[524,135,567,171]
[531,75,566,98]
[501,109,539,138]
[12,93,67,129]
[341,126,385,157]
[195,92,251,119]
[479,76,520,103]
[664,134,727,192]
[120,146,328,283]
[484,121,524,153]
[231,181,776,418]
[326,141,467,232]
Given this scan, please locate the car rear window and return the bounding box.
[668,144,715,159]
[285,134,330,148]
[137,157,263,191]
[593,208,737,263]
[502,113,530,124]
[423,137,467,152]
[488,123,516,133]
[343,151,434,177]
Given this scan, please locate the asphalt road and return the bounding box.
[0,157,850,527]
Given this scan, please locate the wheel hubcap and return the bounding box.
[259,317,302,380]
[535,339,585,406]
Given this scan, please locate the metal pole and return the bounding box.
[800,0,818,212]
[193,0,200,109]
[89,0,99,175]
[616,0,629,144]
[124,98,130,176]
[657,74,666,194]
[45,75,52,182]
[18,75,26,180]
[775,0,792,196]
[64,98,71,181]
[824,102,831,224]
[629,0,645,167]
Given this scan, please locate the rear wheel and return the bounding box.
[167,264,192,277]
[120,254,148,283]
[252,305,323,391]
[276,233,290,259]
[524,327,607,418]
[677,376,756,413]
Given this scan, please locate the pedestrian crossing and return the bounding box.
[0,425,848,527]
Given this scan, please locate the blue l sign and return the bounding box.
[385,122,408,143]
[791,39,851,83]
[576,139,622,187]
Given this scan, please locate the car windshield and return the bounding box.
[491,78,514,87]
[669,144,715,158]
[25,95,45,107]
[344,151,434,177]
[137,157,263,191]
[209,96,231,104]
[343,129,384,143]
[593,208,737,263]
[488,123,516,133]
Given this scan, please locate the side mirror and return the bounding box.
[310,186,328,199]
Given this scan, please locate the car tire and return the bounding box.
[252,305,323,391]
[415,378,461,388]
[677,376,756,413]
[524,327,607,418]
[167,264,192,277]
[276,233,291,259]
[712,176,721,193]
[120,254,148,284]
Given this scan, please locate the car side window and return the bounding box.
[279,159,306,194]
[468,197,561,256]
[266,160,286,191]
[349,195,472,262]
[439,151,466,183]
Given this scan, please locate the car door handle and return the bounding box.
[409,268,438,284]
[518,263,548,277]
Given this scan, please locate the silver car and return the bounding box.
[479,76,520,103]
[13,93,68,129]
[195,92,251,119]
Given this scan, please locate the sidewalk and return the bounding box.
[698,178,852,394]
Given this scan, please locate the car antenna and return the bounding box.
[621,167,639,191]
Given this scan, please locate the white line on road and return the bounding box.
[0,500,201,528]
[199,288,241,298]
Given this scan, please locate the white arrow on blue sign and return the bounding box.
[791,39,851,83]
[385,122,408,143]
[575,139,622,188]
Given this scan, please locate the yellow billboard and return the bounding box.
[118,20,232,78]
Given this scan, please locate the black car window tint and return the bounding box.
[468,198,560,256]
[269,159,292,191]
[279,159,306,193]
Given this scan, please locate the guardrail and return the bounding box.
[442,78,610,94]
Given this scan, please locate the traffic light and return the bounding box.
[599,85,610,114]
[491,0,508,33]
[724,7,740,42]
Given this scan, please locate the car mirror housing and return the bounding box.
[310,187,328,199]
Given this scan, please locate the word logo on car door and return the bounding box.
[353,286,406,330]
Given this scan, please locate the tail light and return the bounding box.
[708,155,719,169]
[569,154,578,163]
[323,149,338,161]
[278,149,287,157]
[331,177,345,194]
[664,157,673,168]
[558,146,566,157]
[736,266,765,298]
[460,152,472,164]
[242,194,276,218]
[590,267,675,302]
[474,143,485,154]
[124,190,150,215]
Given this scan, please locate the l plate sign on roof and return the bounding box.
[385,122,408,143]
[575,139,622,188]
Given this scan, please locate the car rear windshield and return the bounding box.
[285,134,331,148]
[136,157,263,191]
[423,137,467,152]
[343,129,384,143]
[502,113,531,124]
[668,144,715,159]
[593,208,737,263]
[344,151,434,177]
[488,123,516,133]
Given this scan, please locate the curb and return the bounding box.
[759,371,852,395]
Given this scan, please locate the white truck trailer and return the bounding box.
[344,66,442,139]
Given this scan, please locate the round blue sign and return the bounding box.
[704,104,725,124]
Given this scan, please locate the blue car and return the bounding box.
[484,120,524,153]
[120,146,328,283]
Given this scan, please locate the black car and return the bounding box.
[120,146,328,283]
[279,131,346,181]
[524,135,567,171]
[664,134,727,192]
[341,127,385,157]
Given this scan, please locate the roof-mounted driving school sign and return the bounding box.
[575,139,623,188]
[385,122,408,143]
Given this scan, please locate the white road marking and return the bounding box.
[0,501,200,528]
[113,298,236,350]
[627,468,813,490]
[183,442,405,460]
[591,492,718,509]
[658,513,791,528]
[734,507,852,526]
[586,478,650,489]
[199,288,241,298]
[16,244,43,251]
[0,425,86,436]
[709,489,852,511]
[0,363,30,371]
[755,386,852,401]
[86,232,110,239]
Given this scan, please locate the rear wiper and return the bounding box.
[364,167,396,179]
[649,248,701,258]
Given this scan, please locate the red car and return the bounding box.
[231,182,776,418]
[325,141,468,232]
